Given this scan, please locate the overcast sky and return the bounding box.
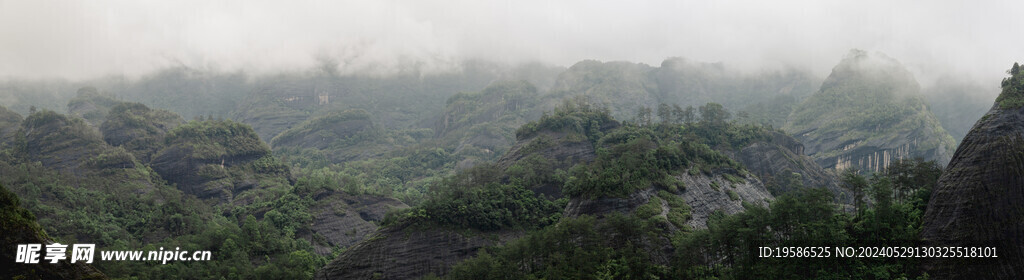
[1,0,1021,91]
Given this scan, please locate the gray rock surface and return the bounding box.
[677,172,773,229]
[315,223,517,280]
[0,105,21,148]
[305,191,409,255]
[563,171,773,230]
[921,103,1024,279]
[730,131,849,202]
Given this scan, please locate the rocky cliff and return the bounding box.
[785,50,956,172]
[149,120,291,202]
[304,190,409,255]
[19,110,117,174]
[920,65,1024,279]
[0,105,22,148]
[495,117,618,198]
[317,104,614,279]
[729,131,848,201]
[564,170,772,230]
[66,87,120,127]
[315,223,518,280]
[99,102,183,162]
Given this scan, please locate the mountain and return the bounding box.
[0,105,23,148]
[921,63,1024,279]
[317,101,790,279]
[785,50,956,172]
[924,78,997,143]
[728,130,847,200]
[149,119,292,203]
[232,61,563,144]
[1,184,106,280]
[545,58,820,124]
[67,87,121,127]
[100,102,184,162]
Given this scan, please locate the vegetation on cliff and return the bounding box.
[997,62,1024,109]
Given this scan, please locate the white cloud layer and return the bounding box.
[1,0,1021,92]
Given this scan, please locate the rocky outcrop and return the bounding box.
[495,118,619,198]
[99,102,183,162]
[20,110,109,173]
[0,105,22,148]
[66,87,120,127]
[315,223,518,280]
[730,131,848,201]
[149,120,291,202]
[677,171,773,229]
[563,171,773,230]
[785,50,955,173]
[1,184,106,280]
[305,191,409,255]
[921,102,1024,277]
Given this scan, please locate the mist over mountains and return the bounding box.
[2,1,1021,279]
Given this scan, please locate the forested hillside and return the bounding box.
[785,50,956,173]
[0,54,983,279]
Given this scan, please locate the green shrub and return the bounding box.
[727,190,740,201]
[634,197,662,219]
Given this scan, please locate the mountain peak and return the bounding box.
[820,49,919,98]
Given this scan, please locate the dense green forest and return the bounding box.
[0,55,986,279]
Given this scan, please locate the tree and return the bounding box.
[868,174,894,234]
[841,169,868,218]
[682,106,696,124]
[635,106,652,126]
[885,159,912,203]
[699,103,730,126]
[671,104,685,124]
[885,157,942,204]
[657,103,672,124]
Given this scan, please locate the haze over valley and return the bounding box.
[2,1,1023,279]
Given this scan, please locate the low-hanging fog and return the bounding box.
[2,0,1022,88]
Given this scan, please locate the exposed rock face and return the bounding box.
[495,117,619,198]
[315,223,518,280]
[677,172,773,229]
[0,105,23,148]
[920,102,1024,279]
[318,116,615,279]
[66,87,120,127]
[99,102,183,162]
[20,110,109,173]
[149,120,290,202]
[305,191,409,255]
[1,184,106,280]
[563,171,773,230]
[730,131,848,201]
[785,50,955,173]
